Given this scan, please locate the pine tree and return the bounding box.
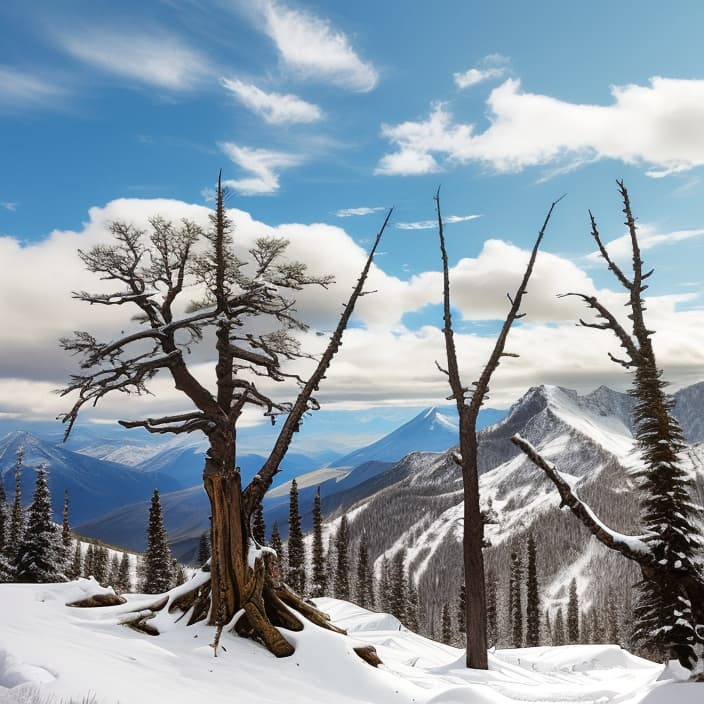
[252,503,266,547]
[270,521,283,561]
[525,533,540,646]
[580,610,591,645]
[406,576,419,632]
[553,607,565,646]
[590,607,603,644]
[92,545,109,585]
[116,551,132,592]
[66,542,82,579]
[355,538,371,608]
[388,550,407,622]
[109,552,120,586]
[61,489,71,564]
[567,578,579,644]
[173,558,188,586]
[142,489,173,594]
[15,464,64,583]
[457,583,466,635]
[606,589,620,645]
[441,603,453,644]
[286,479,306,594]
[7,448,25,568]
[544,609,552,646]
[509,550,523,647]
[486,571,498,647]
[334,515,350,601]
[84,543,94,577]
[0,478,11,582]
[378,556,390,612]
[310,486,326,598]
[325,534,336,597]
[197,531,211,565]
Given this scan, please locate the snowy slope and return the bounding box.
[1,580,695,704]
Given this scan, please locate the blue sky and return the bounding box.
[1,0,704,450]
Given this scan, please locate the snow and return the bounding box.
[0,581,698,704]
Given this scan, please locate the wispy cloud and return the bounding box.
[220,77,322,124]
[256,0,378,92]
[377,77,704,177]
[220,142,303,195]
[0,66,66,109]
[396,214,480,230]
[1,202,17,212]
[454,55,509,89]
[59,29,210,90]
[587,225,704,263]
[335,206,385,218]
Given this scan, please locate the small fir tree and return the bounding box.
[457,583,466,635]
[406,576,420,632]
[286,479,306,594]
[310,486,326,598]
[334,515,350,601]
[525,534,540,647]
[252,503,266,547]
[7,448,25,567]
[486,571,498,647]
[116,551,132,593]
[270,521,283,561]
[590,607,603,644]
[67,542,82,579]
[15,464,64,583]
[580,610,591,644]
[509,550,523,647]
[378,556,390,612]
[388,549,407,622]
[441,603,453,644]
[355,538,371,608]
[142,488,173,594]
[606,589,620,645]
[92,545,109,585]
[61,489,71,563]
[325,533,336,597]
[84,543,94,577]
[567,578,580,644]
[108,552,120,586]
[0,479,11,582]
[197,531,211,565]
[553,607,566,646]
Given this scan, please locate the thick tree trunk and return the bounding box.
[461,422,488,669]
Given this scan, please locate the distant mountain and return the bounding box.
[0,431,181,524]
[330,406,505,468]
[674,380,704,443]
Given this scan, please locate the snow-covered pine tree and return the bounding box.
[388,549,407,622]
[0,477,11,582]
[325,533,336,597]
[173,558,188,586]
[92,545,109,585]
[486,572,498,647]
[286,479,306,594]
[142,489,173,594]
[544,609,552,646]
[606,589,620,645]
[15,464,64,583]
[590,607,603,644]
[457,583,466,635]
[509,550,523,647]
[378,556,390,612]
[406,576,420,632]
[580,611,591,644]
[67,542,82,579]
[525,533,540,647]
[197,531,210,565]
[441,603,453,644]
[553,607,565,646]
[252,503,266,547]
[310,487,326,598]
[109,552,120,586]
[567,578,579,644]
[115,551,131,592]
[355,538,371,608]
[334,515,350,601]
[7,448,25,568]
[84,543,94,577]
[270,521,283,560]
[61,489,71,564]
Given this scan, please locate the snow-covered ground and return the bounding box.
[0,580,699,704]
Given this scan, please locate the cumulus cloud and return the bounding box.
[377,77,704,177]
[59,29,210,90]
[0,66,66,109]
[220,143,303,195]
[1,202,17,212]
[335,206,385,218]
[453,54,509,89]
[220,77,322,124]
[396,214,480,230]
[255,0,378,91]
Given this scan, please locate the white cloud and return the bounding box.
[1,202,17,212]
[377,77,704,177]
[59,29,210,90]
[454,67,505,89]
[587,224,704,263]
[220,143,303,195]
[396,214,480,230]
[220,77,322,124]
[335,206,385,218]
[0,66,65,109]
[256,0,378,91]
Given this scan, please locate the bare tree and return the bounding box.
[435,190,561,668]
[512,182,704,677]
[59,174,391,658]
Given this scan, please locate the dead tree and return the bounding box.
[512,181,704,677]
[435,191,561,668]
[59,173,391,658]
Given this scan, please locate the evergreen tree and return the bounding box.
[544,609,552,646]
[7,448,25,567]
[567,578,579,644]
[109,552,120,586]
[92,545,109,585]
[525,533,540,646]
[441,603,453,644]
[580,610,591,645]
[486,572,498,647]
[252,503,266,547]
[286,479,306,594]
[197,531,211,565]
[406,576,419,632]
[378,556,390,612]
[15,464,64,583]
[457,583,466,635]
[509,550,523,647]
[270,521,283,561]
[325,534,336,597]
[0,478,11,582]
[388,550,407,621]
[334,515,350,601]
[84,543,94,577]
[606,590,620,645]
[553,607,565,646]
[355,538,371,608]
[310,486,326,598]
[61,489,71,563]
[116,551,132,593]
[142,489,173,594]
[173,558,188,586]
[66,542,82,579]
[590,607,603,644]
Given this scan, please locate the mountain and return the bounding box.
[0,431,181,524]
[330,406,505,468]
[674,380,704,443]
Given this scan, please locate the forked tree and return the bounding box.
[59,174,391,658]
[511,182,704,677]
[435,191,561,668]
